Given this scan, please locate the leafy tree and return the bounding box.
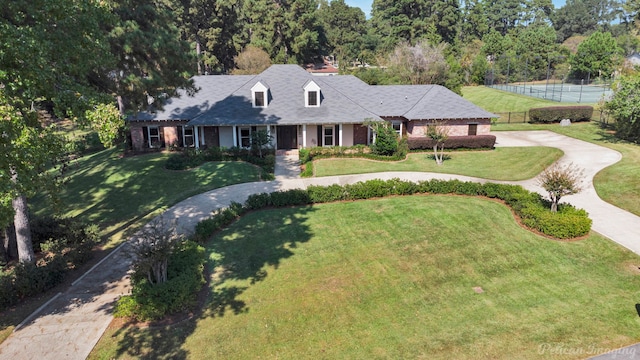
[371,0,459,49]
[388,41,450,86]
[485,0,525,35]
[513,25,561,81]
[606,75,640,143]
[250,130,274,158]
[368,121,399,156]
[569,31,623,80]
[317,0,368,63]
[537,162,584,212]
[553,0,623,41]
[460,0,489,41]
[85,104,125,148]
[245,0,322,64]
[100,0,196,115]
[426,121,450,165]
[130,217,181,285]
[168,0,245,74]
[233,46,272,75]
[0,0,112,263]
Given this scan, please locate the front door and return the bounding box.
[277,125,298,149]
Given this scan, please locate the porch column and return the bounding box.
[338,124,343,146]
[194,126,200,149]
[302,124,307,148]
[232,125,237,147]
[200,126,206,146]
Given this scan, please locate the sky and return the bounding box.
[345,0,568,19]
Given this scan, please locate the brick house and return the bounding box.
[128,64,496,151]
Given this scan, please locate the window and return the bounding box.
[183,126,195,147]
[323,125,333,146]
[391,121,402,137]
[468,124,478,136]
[148,126,160,148]
[240,127,251,147]
[255,91,265,107]
[308,91,318,106]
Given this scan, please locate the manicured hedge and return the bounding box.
[529,106,593,123]
[194,179,592,242]
[165,147,275,180]
[407,135,496,150]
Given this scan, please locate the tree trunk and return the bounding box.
[196,39,202,75]
[12,195,35,263]
[2,224,18,262]
[117,95,126,117]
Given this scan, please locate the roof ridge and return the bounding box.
[401,85,437,118]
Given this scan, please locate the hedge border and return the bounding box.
[194,179,591,242]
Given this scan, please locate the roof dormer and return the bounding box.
[251,81,269,108]
[303,80,321,107]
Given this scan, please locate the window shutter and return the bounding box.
[317,125,322,146]
[334,125,339,146]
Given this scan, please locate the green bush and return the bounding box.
[0,255,68,310]
[307,184,347,203]
[114,240,206,321]
[407,135,496,150]
[193,202,245,243]
[371,124,399,156]
[165,147,275,175]
[529,106,593,123]
[269,189,312,207]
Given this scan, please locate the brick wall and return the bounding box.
[406,119,491,138]
[130,126,144,151]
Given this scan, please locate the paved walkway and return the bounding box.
[1,131,640,359]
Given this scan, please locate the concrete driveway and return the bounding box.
[1,130,639,360]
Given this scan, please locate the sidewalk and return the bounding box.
[1,131,639,359]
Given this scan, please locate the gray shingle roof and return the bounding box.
[130,64,496,125]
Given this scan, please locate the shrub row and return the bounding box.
[529,106,593,123]
[114,240,206,321]
[165,147,275,180]
[407,135,496,150]
[194,179,591,243]
[0,217,99,310]
[298,140,409,178]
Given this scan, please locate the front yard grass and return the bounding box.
[90,196,640,359]
[492,122,640,217]
[33,147,262,246]
[312,147,562,180]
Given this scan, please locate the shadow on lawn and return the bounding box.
[109,205,316,359]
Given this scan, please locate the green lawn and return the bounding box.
[33,147,262,245]
[313,147,562,180]
[90,196,640,359]
[461,86,567,113]
[491,122,640,217]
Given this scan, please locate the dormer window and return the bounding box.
[303,80,321,107]
[308,91,318,106]
[255,91,265,107]
[251,81,269,108]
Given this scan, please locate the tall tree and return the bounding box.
[387,41,451,86]
[245,0,322,63]
[552,0,623,42]
[317,0,367,64]
[168,0,245,74]
[460,0,489,42]
[485,0,525,35]
[0,0,112,263]
[569,31,623,80]
[371,0,460,48]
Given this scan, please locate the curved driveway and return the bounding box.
[1,130,639,360]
